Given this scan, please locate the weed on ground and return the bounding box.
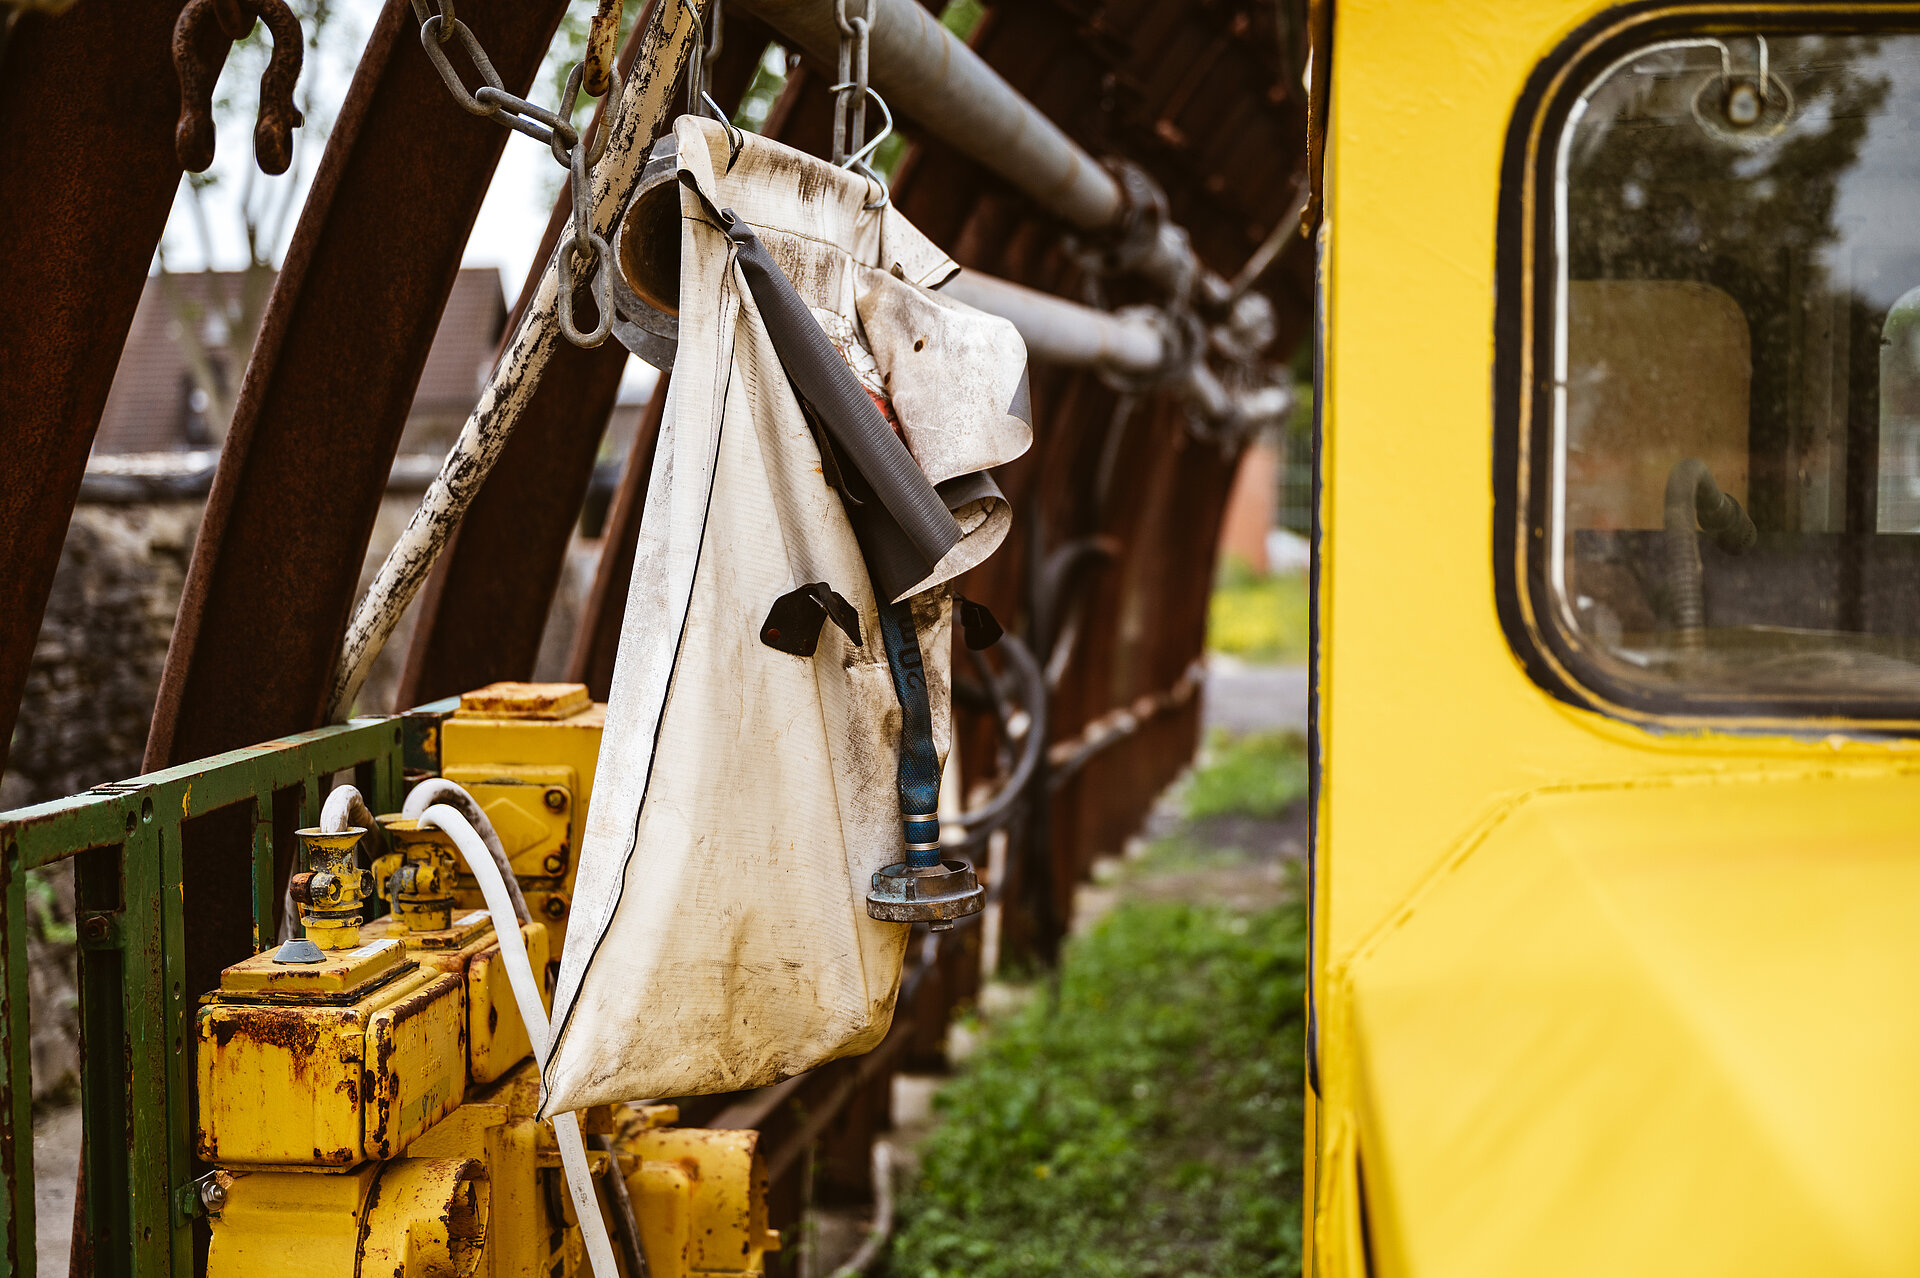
[888,734,1308,1278]
[1181,730,1308,822]
[1207,564,1309,665]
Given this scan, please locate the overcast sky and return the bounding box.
[155,0,657,401]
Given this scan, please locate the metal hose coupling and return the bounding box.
[1664,457,1756,653]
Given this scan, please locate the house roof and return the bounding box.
[93,267,507,455]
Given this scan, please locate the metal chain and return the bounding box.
[830,0,871,166]
[408,0,618,347]
[830,0,890,207]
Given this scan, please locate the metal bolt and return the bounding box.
[543,788,568,813]
[82,915,109,943]
[543,853,565,875]
[543,895,568,920]
[200,1176,227,1213]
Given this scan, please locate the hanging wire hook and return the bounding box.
[703,90,746,168]
[835,83,892,170]
[831,0,875,165]
[830,83,892,208]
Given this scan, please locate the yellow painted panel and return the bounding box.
[1315,2,1920,1274]
[1342,772,1920,1276]
[442,768,575,884]
[366,971,468,1158]
[216,935,404,995]
[632,1161,695,1278]
[442,704,604,956]
[206,1165,379,1278]
[357,1157,488,1278]
[624,1127,778,1275]
[363,913,549,1086]
[468,923,550,1085]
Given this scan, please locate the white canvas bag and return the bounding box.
[542,117,1031,1113]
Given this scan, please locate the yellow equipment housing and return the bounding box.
[196,939,467,1169]
[195,683,779,1278]
[440,681,608,953]
[1311,4,1920,1275]
[361,909,551,1088]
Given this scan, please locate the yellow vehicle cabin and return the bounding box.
[1312,4,1920,1274]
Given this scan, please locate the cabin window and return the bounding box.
[1530,27,1920,717]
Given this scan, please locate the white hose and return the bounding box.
[420,804,620,1278]
[403,779,530,924]
[827,1140,896,1278]
[321,783,378,836]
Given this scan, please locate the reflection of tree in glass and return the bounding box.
[1567,37,1889,531]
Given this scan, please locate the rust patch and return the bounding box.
[208,1006,325,1054]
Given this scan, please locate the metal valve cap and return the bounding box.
[867,860,985,931]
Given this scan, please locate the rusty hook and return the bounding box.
[172,0,306,176]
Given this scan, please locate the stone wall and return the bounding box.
[5,504,201,1104]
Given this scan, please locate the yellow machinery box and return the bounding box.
[439,682,607,953]
[363,909,551,1087]
[196,937,467,1168]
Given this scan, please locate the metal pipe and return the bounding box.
[741,0,1121,229]
[943,271,1170,377]
[738,0,1214,300]
[944,270,1293,431]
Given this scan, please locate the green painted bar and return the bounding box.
[249,793,276,955]
[124,817,168,1278]
[0,715,410,1275]
[1,842,33,1277]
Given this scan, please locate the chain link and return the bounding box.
[830,0,871,166]
[830,0,890,208]
[409,0,617,348]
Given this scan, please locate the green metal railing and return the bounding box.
[0,713,436,1277]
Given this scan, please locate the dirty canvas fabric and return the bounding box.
[541,118,1031,1114]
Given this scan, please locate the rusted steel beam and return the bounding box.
[145,0,572,771]
[564,376,666,701]
[0,0,217,783]
[397,12,775,707]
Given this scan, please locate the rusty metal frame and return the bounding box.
[0,0,227,785]
[145,0,574,773]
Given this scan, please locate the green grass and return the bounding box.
[889,898,1306,1278]
[886,727,1311,1277]
[1207,564,1310,665]
[1181,730,1309,822]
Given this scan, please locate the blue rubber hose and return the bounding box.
[878,599,942,867]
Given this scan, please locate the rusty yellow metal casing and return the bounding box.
[206,1157,486,1278]
[622,1126,781,1277]
[440,681,607,954]
[196,938,467,1168]
[355,1156,489,1278]
[398,1062,776,1278]
[204,1164,380,1275]
[363,909,552,1086]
